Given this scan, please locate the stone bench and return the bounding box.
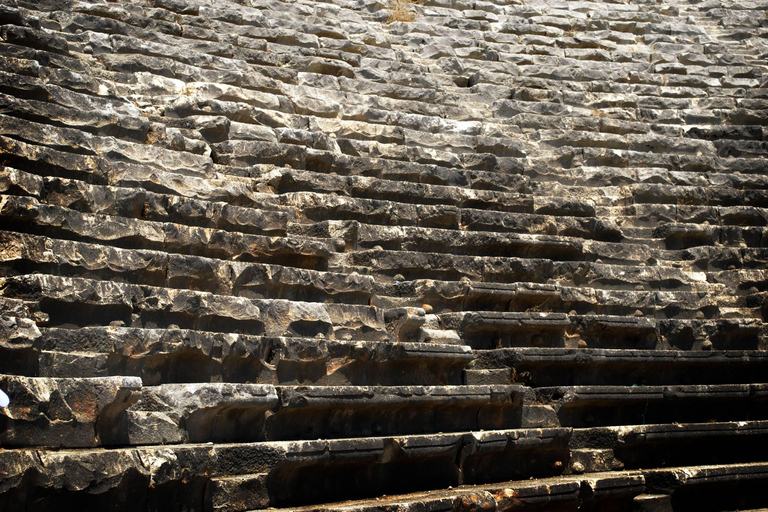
[469,347,768,386]
[0,274,388,340]
[0,231,373,302]
[408,279,723,316]
[0,167,294,235]
[0,427,571,511]
[528,384,768,428]
[32,326,472,386]
[99,383,527,445]
[343,248,718,291]
[0,374,141,448]
[440,311,658,349]
[0,194,333,269]
[265,470,645,512]
[643,462,768,511]
[580,420,768,471]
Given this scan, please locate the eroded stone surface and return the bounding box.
[0,0,767,508]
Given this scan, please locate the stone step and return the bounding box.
[0,167,294,236]
[0,427,572,511]
[0,374,141,448]
[0,274,389,340]
[4,36,760,164]
[98,383,528,446]
[440,311,659,350]
[571,420,768,472]
[528,383,768,428]
[28,326,473,386]
[611,203,768,229]
[532,181,768,209]
[262,168,535,213]
[0,231,373,301]
[341,248,719,291]
[350,223,646,263]
[0,136,292,211]
[0,195,334,270]
[282,193,627,241]
[468,348,768,387]
[1,9,760,111]
[654,222,768,250]
[406,279,723,318]
[643,462,768,512]
[2,166,662,245]
[6,72,768,196]
[272,470,645,512]
[274,461,768,512]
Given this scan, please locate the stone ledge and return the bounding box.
[469,347,768,386]
[0,374,141,448]
[30,326,472,385]
[0,427,570,510]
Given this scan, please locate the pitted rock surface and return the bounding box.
[0,0,767,509]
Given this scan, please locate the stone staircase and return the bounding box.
[0,0,767,509]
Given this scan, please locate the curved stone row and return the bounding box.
[0,0,767,510]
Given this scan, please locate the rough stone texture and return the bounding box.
[0,0,767,509]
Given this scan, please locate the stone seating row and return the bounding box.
[2,407,768,510]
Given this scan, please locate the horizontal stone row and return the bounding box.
[282,461,768,512]
[4,373,768,448]
[439,311,764,350]
[0,274,387,339]
[3,419,768,510]
[0,296,472,385]
[469,347,768,386]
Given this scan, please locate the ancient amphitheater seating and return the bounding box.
[0,0,767,509]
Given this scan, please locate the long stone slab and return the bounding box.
[99,384,528,445]
[0,427,570,511]
[0,274,388,340]
[469,347,768,386]
[0,374,141,447]
[32,326,472,386]
[528,384,768,428]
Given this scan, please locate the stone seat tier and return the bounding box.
[4,41,766,168]
[614,203,768,229]
[0,231,373,301]
[0,427,572,511]
[4,70,767,190]
[571,420,768,472]
[283,194,627,242]
[440,311,655,350]
[7,323,473,386]
[341,248,719,291]
[0,274,388,340]
[468,348,768,386]
[4,419,764,511]
[276,470,645,512]
[12,169,765,272]
[406,279,722,317]
[97,383,529,447]
[653,221,768,250]
[3,5,763,95]
[533,181,768,209]
[0,195,334,270]
[438,311,765,350]
[0,141,531,209]
[0,167,295,237]
[642,461,768,512]
[0,378,527,448]
[529,383,768,428]
[1,167,640,246]
[274,462,768,512]
[0,374,141,448]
